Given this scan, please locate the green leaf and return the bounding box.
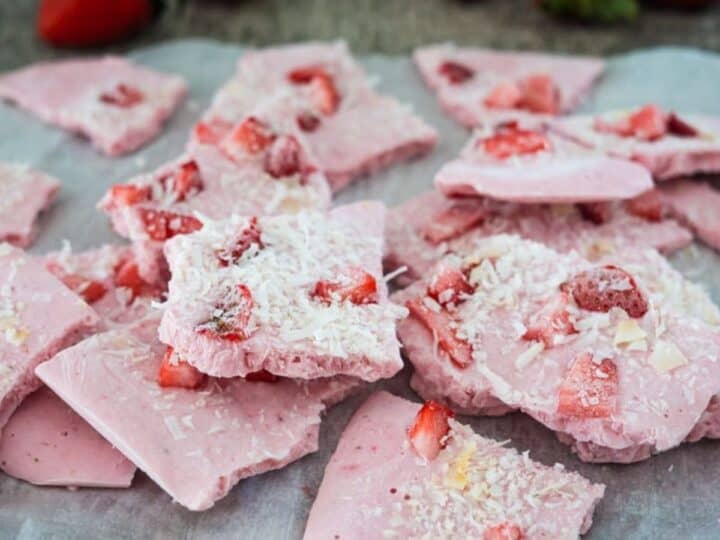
[540,0,639,22]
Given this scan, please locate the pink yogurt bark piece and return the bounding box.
[660,180,720,251]
[304,392,604,540]
[0,244,98,430]
[159,202,406,381]
[414,43,605,128]
[435,124,652,203]
[0,57,186,156]
[0,162,60,248]
[200,41,437,191]
[394,235,720,463]
[0,386,135,487]
[551,107,720,180]
[385,190,692,287]
[36,315,358,511]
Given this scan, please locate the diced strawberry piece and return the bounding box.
[423,199,487,244]
[628,104,667,141]
[311,72,340,115]
[481,127,552,160]
[287,66,328,84]
[406,298,473,369]
[594,116,633,137]
[263,135,304,179]
[245,370,280,383]
[313,268,378,305]
[484,523,525,540]
[437,61,474,84]
[408,400,455,461]
[484,81,522,109]
[230,116,277,154]
[667,113,699,137]
[138,209,203,241]
[625,189,663,222]
[58,273,108,304]
[576,201,612,225]
[518,73,559,114]
[523,292,576,348]
[428,267,473,305]
[113,258,153,300]
[196,284,253,342]
[217,217,263,266]
[193,118,233,145]
[557,353,618,418]
[157,346,206,389]
[562,265,648,318]
[297,112,321,132]
[162,161,203,202]
[109,184,150,207]
[99,83,144,108]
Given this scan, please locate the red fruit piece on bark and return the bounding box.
[667,113,699,137]
[484,81,523,109]
[423,199,487,244]
[196,284,254,342]
[438,61,474,84]
[297,112,321,132]
[244,370,280,383]
[628,104,667,141]
[193,118,233,145]
[59,273,107,304]
[481,127,552,159]
[406,298,473,369]
[562,265,648,318]
[110,184,151,207]
[408,400,455,460]
[162,161,203,202]
[518,73,559,114]
[557,353,618,418]
[225,116,276,154]
[523,292,576,348]
[113,257,156,300]
[428,267,473,305]
[576,201,612,225]
[484,523,525,540]
[216,217,263,267]
[99,83,144,108]
[625,189,663,222]
[138,209,202,241]
[311,73,340,115]
[263,135,305,179]
[157,346,206,389]
[313,268,378,305]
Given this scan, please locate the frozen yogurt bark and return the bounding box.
[0,57,186,156]
[159,202,406,381]
[660,180,720,251]
[304,392,604,539]
[414,43,605,128]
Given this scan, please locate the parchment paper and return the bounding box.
[1,40,720,540]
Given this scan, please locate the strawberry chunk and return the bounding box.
[484,523,525,540]
[562,265,648,318]
[217,217,263,266]
[667,113,698,137]
[287,66,328,84]
[523,292,576,348]
[557,353,618,418]
[193,118,233,145]
[99,83,144,108]
[157,346,206,389]
[312,72,340,115]
[625,189,663,222]
[313,268,378,305]
[437,61,474,84]
[628,104,667,141]
[405,298,473,369]
[481,127,552,160]
[162,161,203,202]
[484,81,522,109]
[297,112,321,132]
[58,273,108,304]
[138,209,202,241]
[518,73,559,115]
[245,370,280,383]
[576,201,612,225]
[224,116,276,155]
[428,267,473,305]
[263,135,304,179]
[113,258,154,300]
[423,199,487,244]
[196,284,254,342]
[408,400,455,460]
[109,184,150,207]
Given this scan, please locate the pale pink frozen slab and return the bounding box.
[304,391,604,540]
[394,235,720,463]
[0,162,60,248]
[36,315,358,511]
[435,127,653,203]
[0,386,135,488]
[0,244,98,431]
[159,202,406,381]
[660,180,720,251]
[0,57,186,156]
[414,43,605,128]
[551,112,720,180]
[385,190,692,287]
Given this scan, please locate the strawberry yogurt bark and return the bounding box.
[385,190,692,287]
[0,244,98,431]
[551,105,720,180]
[394,235,720,463]
[36,314,359,511]
[0,57,186,156]
[660,180,720,251]
[414,43,605,128]
[0,162,60,248]
[434,122,653,203]
[0,386,135,488]
[304,392,604,540]
[159,202,406,381]
[198,41,437,191]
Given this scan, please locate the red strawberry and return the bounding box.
[562,265,648,318]
[311,72,340,115]
[109,184,150,207]
[667,113,699,137]
[481,127,552,160]
[522,292,576,348]
[193,118,233,145]
[484,81,522,109]
[405,298,473,368]
[408,400,455,460]
[59,274,108,304]
[297,112,321,132]
[484,523,525,540]
[99,83,143,108]
[518,73,559,114]
[157,346,206,389]
[627,104,667,141]
[423,199,487,244]
[263,135,304,179]
[245,370,280,383]
[113,258,153,300]
[625,189,663,222]
[225,116,276,155]
[162,161,203,202]
[437,61,474,84]
[576,201,612,225]
[217,217,263,267]
[196,284,253,342]
[428,267,473,305]
[287,66,328,84]
[313,268,378,305]
[557,353,618,418]
[138,209,202,241]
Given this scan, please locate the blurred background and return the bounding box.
[1,0,720,70]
